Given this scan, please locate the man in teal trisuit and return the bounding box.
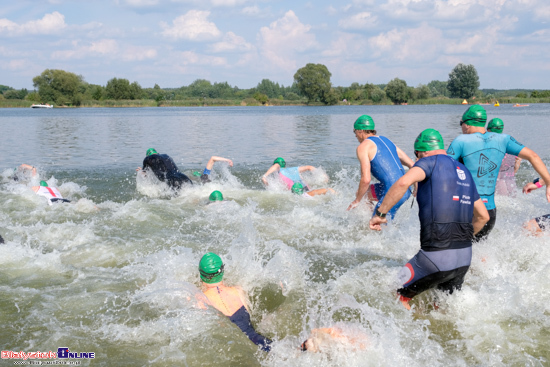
[447,105,550,240]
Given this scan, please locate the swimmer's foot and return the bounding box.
[398,295,412,310]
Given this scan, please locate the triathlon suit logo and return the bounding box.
[477,153,498,177]
[456,167,466,180]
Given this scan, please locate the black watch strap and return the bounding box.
[375,209,387,218]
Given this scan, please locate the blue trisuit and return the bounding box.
[368,136,411,219]
[398,154,480,299]
[279,167,309,191]
[229,306,272,352]
[447,132,524,239]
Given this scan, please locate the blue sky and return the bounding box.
[1,0,549,90]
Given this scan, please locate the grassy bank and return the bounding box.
[2,97,550,108]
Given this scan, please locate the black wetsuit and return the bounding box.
[0,234,4,244]
[142,154,192,190]
[229,306,272,352]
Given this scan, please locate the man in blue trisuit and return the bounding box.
[447,105,550,240]
[347,115,415,219]
[370,129,489,310]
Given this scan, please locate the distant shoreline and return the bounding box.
[1,97,548,108]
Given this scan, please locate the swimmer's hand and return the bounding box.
[347,200,360,211]
[369,215,387,230]
[522,182,538,194]
[136,167,142,172]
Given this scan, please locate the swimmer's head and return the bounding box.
[414,129,444,152]
[146,148,158,156]
[199,252,224,284]
[39,180,48,187]
[353,115,375,131]
[461,105,487,127]
[209,190,223,202]
[291,182,304,195]
[274,157,286,168]
[487,118,504,133]
[192,171,201,177]
[300,340,309,351]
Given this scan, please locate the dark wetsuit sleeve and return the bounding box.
[228,306,272,352]
[0,234,4,244]
[413,156,436,180]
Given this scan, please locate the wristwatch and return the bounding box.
[375,209,387,218]
[533,178,543,188]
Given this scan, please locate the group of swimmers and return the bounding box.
[2,105,549,354]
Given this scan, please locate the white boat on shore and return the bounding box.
[30,104,53,108]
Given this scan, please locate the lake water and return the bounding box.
[1,105,549,366]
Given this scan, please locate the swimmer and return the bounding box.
[198,252,272,352]
[194,156,233,183]
[300,326,369,352]
[447,105,550,240]
[291,182,334,197]
[262,157,324,191]
[137,148,193,191]
[487,118,522,197]
[0,234,4,244]
[522,178,549,236]
[208,190,224,203]
[347,115,414,220]
[31,181,71,205]
[369,129,489,310]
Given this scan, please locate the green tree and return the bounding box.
[188,79,212,98]
[447,63,480,99]
[369,86,385,103]
[256,79,281,98]
[293,63,332,104]
[33,69,84,105]
[385,78,409,104]
[210,82,233,99]
[427,80,449,97]
[253,91,268,105]
[105,78,132,100]
[415,84,430,100]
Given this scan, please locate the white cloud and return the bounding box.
[211,0,250,6]
[161,10,221,41]
[51,39,156,62]
[258,10,317,71]
[177,50,227,66]
[338,12,378,30]
[0,12,66,36]
[209,31,254,53]
[368,23,444,62]
[242,5,260,16]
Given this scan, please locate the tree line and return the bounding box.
[1,63,549,106]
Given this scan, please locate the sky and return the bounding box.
[1,0,549,91]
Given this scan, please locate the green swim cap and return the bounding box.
[291,182,304,195]
[461,105,487,127]
[353,115,375,130]
[414,129,444,152]
[487,118,504,133]
[274,157,286,168]
[40,180,48,187]
[209,190,223,201]
[146,148,158,156]
[199,252,224,284]
[192,171,201,177]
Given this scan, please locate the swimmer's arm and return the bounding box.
[307,188,335,196]
[298,165,316,173]
[369,167,425,230]
[19,164,37,176]
[514,157,522,174]
[472,198,490,235]
[348,142,372,210]
[517,147,550,202]
[206,156,234,170]
[523,178,545,194]
[396,146,414,169]
[262,164,280,185]
[235,287,251,313]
